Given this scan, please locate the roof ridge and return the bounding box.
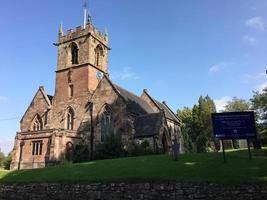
[146,94,180,124]
[114,84,143,100]
[114,84,155,114]
[142,90,162,111]
[20,86,51,123]
[89,75,128,104]
[161,101,181,123]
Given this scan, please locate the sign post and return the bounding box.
[221,140,226,163]
[212,111,257,162]
[247,139,252,160]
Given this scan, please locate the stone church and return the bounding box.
[10,14,183,170]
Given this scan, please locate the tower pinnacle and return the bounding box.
[59,23,63,35]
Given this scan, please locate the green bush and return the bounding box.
[181,126,195,153]
[94,133,125,159]
[196,135,208,153]
[73,144,90,163]
[232,139,240,149]
[3,155,12,170]
[0,151,5,168]
[131,140,154,156]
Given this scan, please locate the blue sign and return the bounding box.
[212,112,257,140]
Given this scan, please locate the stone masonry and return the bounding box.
[0,182,266,200]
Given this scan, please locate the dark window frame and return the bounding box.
[67,108,74,130]
[71,43,79,64]
[32,140,43,155]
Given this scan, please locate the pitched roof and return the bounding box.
[114,84,156,114]
[142,90,180,124]
[155,100,180,124]
[20,86,52,123]
[134,113,163,138]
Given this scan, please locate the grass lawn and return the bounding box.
[0,149,267,184]
[0,170,9,179]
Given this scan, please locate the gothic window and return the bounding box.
[94,44,103,67]
[32,114,43,131]
[32,140,43,155]
[100,107,112,142]
[71,42,79,64]
[67,107,74,130]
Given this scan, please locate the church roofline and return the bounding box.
[89,74,128,105]
[162,101,181,123]
[142,89,162,111]
[20,86,52,123]
[142,89,181,124]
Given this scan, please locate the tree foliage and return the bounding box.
[178,95,217,153]
[193,96,217,152]
[73,144,90,163]
[225,97,250,112]
[177,107,194,152]
[0,150,11,170]
[0,151,5,168]
[224,97,250,149]
[2,154,12,170]
[94,133,125,159]
[251,90,267,143]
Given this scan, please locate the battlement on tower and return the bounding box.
[58,19,108,46]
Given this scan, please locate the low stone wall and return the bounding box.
[0,182,266,200]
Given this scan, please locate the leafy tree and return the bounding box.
[192,95,217,152]
[177,107,195,152]
[196,135,208,153]
[225,97,250,112]
[179,96,217,153]
[180,125,195,152]
[224,97,250,148]
[198,95,216,139]
[177,107,193,126]
[3,154,12,170]
[0,150,5,168]
[251,90,267,144]
[191,105,201,142]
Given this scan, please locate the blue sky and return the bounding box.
[0,0,266,155]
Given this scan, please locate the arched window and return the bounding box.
[100,106,112,142]
[71,42,79,64]
[32,114,43,131]
[67,107,74,130]
[94,44,103,67]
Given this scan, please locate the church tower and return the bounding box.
[51,14,109,130]
[56,16,109,94]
